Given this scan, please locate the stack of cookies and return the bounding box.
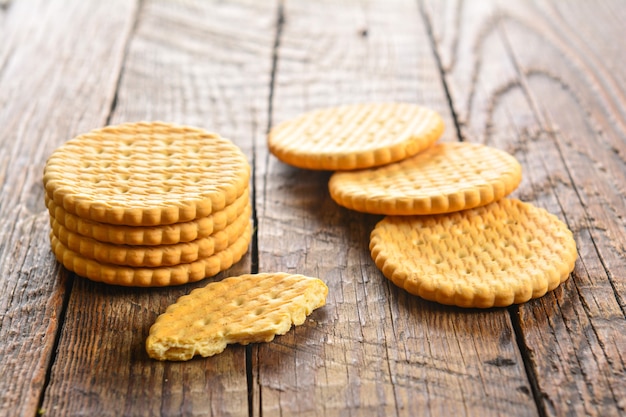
[43,122,252,287]
[268,102,577,308]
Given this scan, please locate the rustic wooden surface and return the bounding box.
[0,0,624,416]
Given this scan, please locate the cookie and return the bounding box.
[146,273,328,360]
[50,205,251,267]
[268,102,444,170]
[329,142,522,215]
[369,199,577,308]
[43,121,250,226]
[45,188,250,246]
[49,223,252,287]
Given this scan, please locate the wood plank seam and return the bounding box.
[248,3,285,416]
[105,0,145,126]
[35,271,74,417]
[267,0,286,131]
[418,0,463,142]
[509,306,549,417]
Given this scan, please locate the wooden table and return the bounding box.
[2,0,624,416]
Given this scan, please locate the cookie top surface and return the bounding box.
[329,142,522,215]
[43,122,250,226]
[49,223,252,287]
[146,273,328,360]
[45,188,250,246]
[268,102,444,170]
[369,199,577,308]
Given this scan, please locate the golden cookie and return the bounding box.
[329,142,522,215]
[45,188,250,245]
[268,102,444,170]
[146,273,328,360]
[49,223,252,287]
[369,199,577,308]
[43,122,250,226]
[50,205,251,267]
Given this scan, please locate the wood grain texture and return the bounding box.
[38,1,277,415]
[0,1,137,415]
[253,0,537,415]
[2,1,624,415]
[422,0,626,415]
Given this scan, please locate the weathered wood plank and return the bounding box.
[253,0,537,415]
[0,1,137,415]
[39,0,277,415]
[423,0,626,415]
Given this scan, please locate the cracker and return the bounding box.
[49,223,252,287]
[146,273,328,360]
[50,205,251,267]
[45,188,250,246]
[369,199,577,308]
[329,142,522,215]
[268,102,444,170]
[43,122,250,226]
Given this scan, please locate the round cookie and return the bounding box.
[45,188,250,246]
[268,102,444,170]
[50,205,251,267]
[369,199,578,308]
[49,224,253,287]
[43,122,250,226]
[329,142,522,215]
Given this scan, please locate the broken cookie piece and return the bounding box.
[146,272,328,360]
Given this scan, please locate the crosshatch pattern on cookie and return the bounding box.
[268,102,444,170]
[146,273,328,361]
[43,122,251,226]
[329,142,522,215]
[49,224,252,287]
[369,199,577,308]
[45,188,250,246]
[50,205,251,267]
